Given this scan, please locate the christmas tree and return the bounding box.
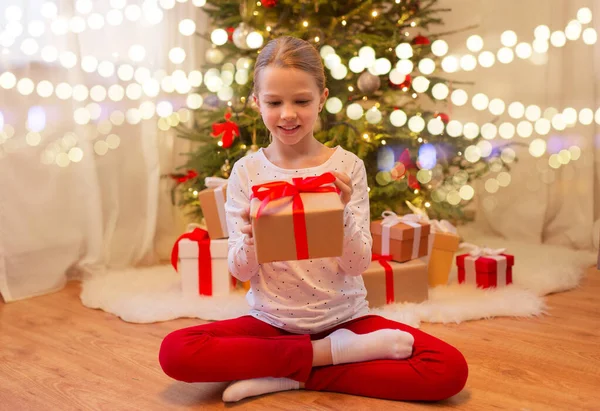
[172,0,510,222]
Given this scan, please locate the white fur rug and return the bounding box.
[80,231,595,328]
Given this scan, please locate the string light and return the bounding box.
[1,3,595,170]
[441,8,596,75]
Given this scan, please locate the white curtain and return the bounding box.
[438,0,599,250]
[0,1,206,302]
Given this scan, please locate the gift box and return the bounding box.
[250,173,344,264]
[456,247,514,288]
[197,177,228,239]
[371,212,430,263]
[362,255,429,307]
[427,232,460,287]
[401,202,460,286]
[171,228,235,297]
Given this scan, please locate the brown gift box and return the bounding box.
[198,184,228,239]
[428,232,460,287]
[363,258,429,307]
[250,192,344,264]
[371,218,430,263]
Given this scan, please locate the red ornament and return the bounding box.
[389,74,412,90]
[211,112,240,148]
[226,27,234,42]
[435,112,450,124]
[170,170,198,184]
[412,34,430,46]
[399,74,412,90]
[262,0,277,7]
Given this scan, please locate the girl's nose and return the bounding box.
[281,106,297,120]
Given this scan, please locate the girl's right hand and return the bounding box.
[240,206,254,245]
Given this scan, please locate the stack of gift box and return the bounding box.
[172,177,250,298]
[366,208,467,307]
[365,205,514,307]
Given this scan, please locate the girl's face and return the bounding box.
[254,66,328,147]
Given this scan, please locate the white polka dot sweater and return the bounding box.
[225,146,373,334]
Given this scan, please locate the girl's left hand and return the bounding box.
[331,171,353,206]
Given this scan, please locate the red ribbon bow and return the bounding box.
[211,112,240,148]
[372,253,395,304]
[171,228,213,296]
[251,172,340,260]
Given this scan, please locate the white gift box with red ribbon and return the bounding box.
[171,225,234,297]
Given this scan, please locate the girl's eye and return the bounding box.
[296,100,310,105]
[266,102,281,106]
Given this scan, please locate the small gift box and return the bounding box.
[171,227,235,297]
[428,231,460,286]
[403,201,460,286]
[197,177,228,239]
[371,211,430,263]
[250,172,344,264]
[362,254,429,307]
[456,244,514,289]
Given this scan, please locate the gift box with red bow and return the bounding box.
[371,211,430,263]
[362,254,429,307]
[171,227,236,297]
[250,172,344,264]
[456,244,515,288]
[198,177,228,240]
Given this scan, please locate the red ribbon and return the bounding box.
[251,172,340,260]
[399,149,420,190]
[372,253,395,304]
[211,112,240,148]
[170,228,213,296]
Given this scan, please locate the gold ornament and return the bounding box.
[221,159,231,177]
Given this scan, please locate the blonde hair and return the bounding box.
[253,36,326,94]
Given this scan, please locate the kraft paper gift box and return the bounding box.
[362,255,429,307]
[249,173,344,264]
[371,211,430,263]
[456,246,514,289]
[402,202,460,286]
[171,228,235,297]
[197,177,228,239]
[427,231,460,287]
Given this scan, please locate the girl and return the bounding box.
[159,36,468,403]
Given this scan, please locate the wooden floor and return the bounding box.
[1,268,599,411]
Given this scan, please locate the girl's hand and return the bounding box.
[240,206,254,245]
[331,171,353,206]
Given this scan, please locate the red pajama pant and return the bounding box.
[159,314,468,401]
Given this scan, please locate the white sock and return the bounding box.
[328,328,414,365]
[222,377,300,402]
